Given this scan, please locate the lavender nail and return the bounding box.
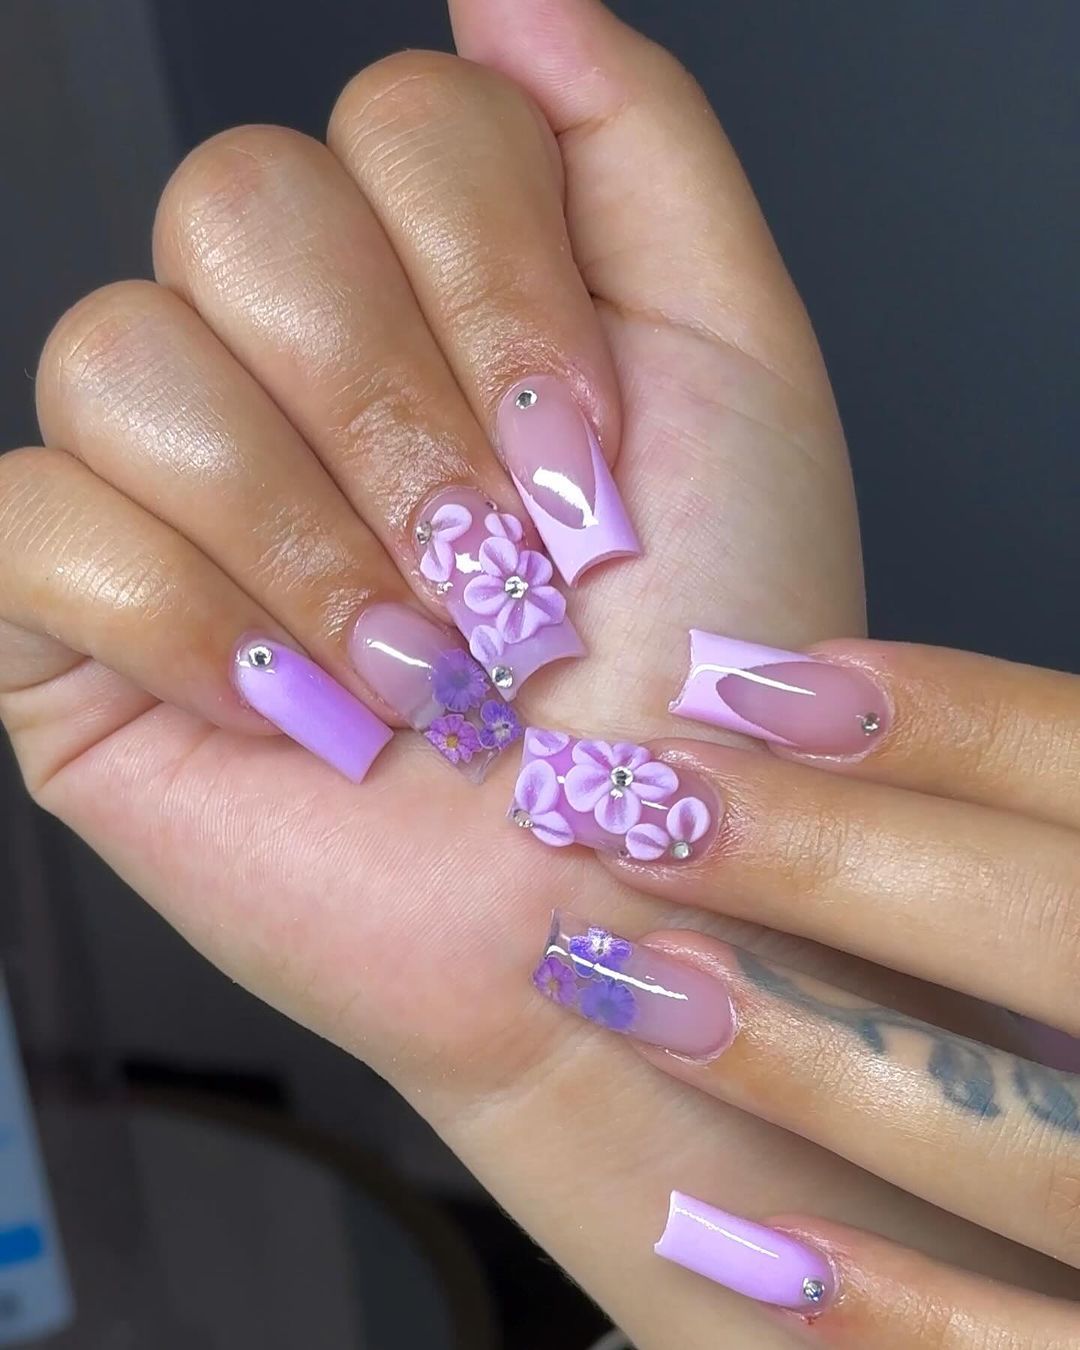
[233,639,392,782]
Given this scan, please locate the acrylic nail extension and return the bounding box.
[655,1192,835,1312]
[532,912,735,1057]
[413,487,584,698]
[509,729,721,861]
[233,639,392,782]
[671,630,890,756]
[349,602,521,781]
[497,376,641,586]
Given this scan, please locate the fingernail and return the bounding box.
[509,728,721,861]
[497,376,641,586]
[670,630,890,756]
[233,638,392,782]
[413,487,584,698]
[348,602,521,781]
[655,1192,835,1311]
[532,912,735,1058]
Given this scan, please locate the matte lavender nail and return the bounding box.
[509,728,721,862]
[655,1192,835,1311]
[670,630,890,755]
[532,912,736,1058]
[413,487,584,699]
[497,375,641,586]
[233,639,392,782]
[348,602,521,782]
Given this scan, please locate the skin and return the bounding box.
[0,0,1077,1342]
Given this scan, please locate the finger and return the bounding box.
[329,51,640,585]
[654,1198,1080,1346]
[669,634,1080,831]
[35,279,523,781]
[152,126,583,692]
[528,912,1080,1266]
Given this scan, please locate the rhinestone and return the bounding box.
[859,712,881,735]
[435,582,453,596]
[802,1278,826,1305]
[504,574,529,599]
[511,809,533,829]
[610,766,634,789]
[670,841,691,860]
[515,388,538,410]
[247,644,274,668]
[492,665,514,689]
[414,520,433,545]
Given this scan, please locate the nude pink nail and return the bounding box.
[497,376,641,586]
[655,1192,835,1311]
[532,912,735,1058]
[413,487,584,699]
[348,602,520,781]
[233,638,392,782]
[670,631,889,755]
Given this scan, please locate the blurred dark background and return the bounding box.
[0,2,1077,1346]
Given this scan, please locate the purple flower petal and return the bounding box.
[525,728,570,757]
[667,796,711,844]
[432,649,489,712]
[425,714,481,764]
[420,536,456,583]
[478,536,519,578]
[484,511,524,542]
[468,625,503,665]
[594,786,643,834]
[629,760,679,799]
[564,763,614,812]
[516,548,553,588]
[532,955,577,1006]
[477,700,521,749]
[578,976,637,1032]
[462,573,509,616]
[624,823,671,860]
[514,759,560,815]
[611,742,650,773]
[523,585,566,628]
[495,596,547,644]
[570,739,617,771]
[529,810,574,847]
[568,927,633,970]
[430,503,472,540]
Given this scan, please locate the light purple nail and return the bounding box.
[670,630,890,755]
[509,727,721,862]
[533,912,735,1058]
[497,375,641,586]
[233,638,391,782]
[655,1192,835,1311]
[348,602,521,782]
[413,487,584,698]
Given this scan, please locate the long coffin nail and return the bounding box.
[498,376,641,586]
[509,728,721,861]
[413,487,584,698]
[655,1192,835,1311]
[532,912,735,1058]
[233,638,392,782]
[349,602,521,781]
[671,630,890,756]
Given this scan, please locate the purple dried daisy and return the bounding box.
[578,976,637,1032]
[425,713,481,764]
[532,955,577,1007]
[568,926,633,972]
[432,648,489,712]
[477,699,522,749]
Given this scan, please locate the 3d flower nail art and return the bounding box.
[531,911,735,1058]
[509,729,721,861]
[414,488,584,698]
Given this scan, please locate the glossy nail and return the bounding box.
[233,639,392,782]
[348,602,521,781]
[655,1192,835,1311]
[497,376,641,586]
[509,728,721,861]
[413,487,584,698]
[532,912,736,1057]
[671,630,889,755]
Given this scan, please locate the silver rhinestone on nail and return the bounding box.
[670,841,692,860]
[802,1278,826,1305]
[247,644,274,668]
[504,574,529,599]
[414,520,433,545]
[515,388,538,410]
[511,809,533,829]
[492,665,514,689]
[859,712,881,735]
[610,766,634,789]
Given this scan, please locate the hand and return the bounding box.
[0,0,1066,1345]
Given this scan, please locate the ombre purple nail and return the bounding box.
[497,375,641,586]
[509,728,721,862]
[348,602,520,782]
[233,639,391,782]
[413,487,584,698]
[671,630,890,756]
[655,1192,835,1311]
